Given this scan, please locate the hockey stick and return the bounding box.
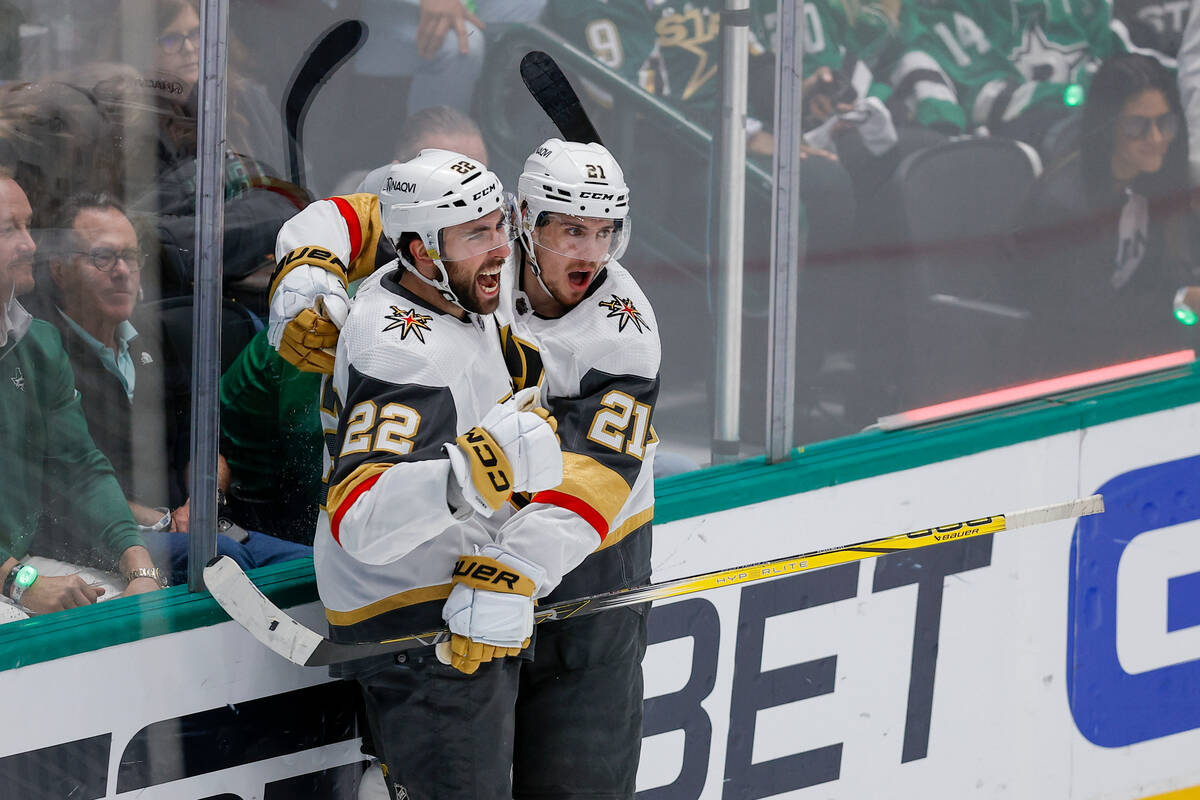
[520,51,604,146]
[284,19,368,187]
[204,494,1103,667]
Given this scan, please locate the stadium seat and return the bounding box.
[136,295,265,381]
[890,137,1043,410]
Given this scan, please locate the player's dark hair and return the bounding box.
[396,232,423,269]
[1080,53,1187,203]
[54,193,133,262]
[59,192,126,226]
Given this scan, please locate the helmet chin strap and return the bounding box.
[397,244,471,315]
[520,235,556,302]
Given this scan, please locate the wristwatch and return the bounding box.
[5,563,38,605]
[125,567,168,588]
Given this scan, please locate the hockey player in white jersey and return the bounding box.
[268,139,660,799]
[498,138,659,798]
[309,149,565,799]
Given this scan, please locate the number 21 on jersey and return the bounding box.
[587,390,657,459]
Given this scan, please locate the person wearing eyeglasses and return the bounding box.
[154,0,201,98]
[30,193,312,586]
[0,173,164,621]
[1013,53,1196,377]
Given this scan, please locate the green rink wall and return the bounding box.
[2,359,1197,673]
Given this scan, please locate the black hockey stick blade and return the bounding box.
[205,494,1103,668]
[284,19,368,186]
[520,51,603,146]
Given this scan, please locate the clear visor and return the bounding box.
[529,211,630,267]
[436,193,520,262]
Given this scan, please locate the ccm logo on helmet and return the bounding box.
[534,145,553,157]
[386,177,417,193]
[579,192,615,200]
[472,184,497,201]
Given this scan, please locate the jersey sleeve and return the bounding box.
[323,362,461,565]
[885,5,972,132]
[497,355,660,597]
[271,193,387,299]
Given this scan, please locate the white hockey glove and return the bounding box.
[438,544,546,675]
[268,263,351,374]
[444,387,562,516]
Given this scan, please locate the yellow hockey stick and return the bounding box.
[204,494,1103,667]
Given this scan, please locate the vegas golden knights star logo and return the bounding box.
[599,295,651,333]
[383,306,433,342]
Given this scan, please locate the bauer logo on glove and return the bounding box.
[451,555,536,594]
[268,253,352,374]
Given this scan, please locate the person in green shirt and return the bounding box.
[219,328,324,544]
[0,170,163,618]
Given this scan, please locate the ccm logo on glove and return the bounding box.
[454,426,515,510]
[463,429,512,493]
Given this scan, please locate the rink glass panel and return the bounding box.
[1,2,188,620]
[1,0,1194,673]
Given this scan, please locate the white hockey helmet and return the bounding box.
[379,148,518,310]
[517,138,631,278]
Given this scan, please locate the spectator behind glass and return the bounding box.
[0,79,124,228]
[31,194,312,586]
[129,0,308,306]
[219,328,324,545]
[352,105,489,196]
[1013,54,1197,377]
[543,0,863,257]
[1114,0,1191,58]
[344,0,544,170]
[0,172,162,620]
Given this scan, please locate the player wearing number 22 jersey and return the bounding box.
[270,138,660,797]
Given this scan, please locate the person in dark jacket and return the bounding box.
[1013,53,1198,377]
[35,192,311,584]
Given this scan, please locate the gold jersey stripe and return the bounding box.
[324,462,392,517]
[596,506,654,551]
[558,452,631,529]
[325,583,453,626]
[335,192,387,282]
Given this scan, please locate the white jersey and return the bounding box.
[493,259,661,602]
[314,264,514,646]
[272,192,662,607]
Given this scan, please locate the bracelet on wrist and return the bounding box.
[6,563,39,606]
[2,564,19,598]
[125,567,168,589]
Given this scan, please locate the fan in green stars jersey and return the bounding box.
[887,0,1134,144]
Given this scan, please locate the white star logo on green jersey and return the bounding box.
[1010,25,1089,84]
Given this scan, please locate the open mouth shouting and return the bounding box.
[566,266,595,290]
[476,264,503,297]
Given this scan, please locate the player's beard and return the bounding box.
[447,253,505,316]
